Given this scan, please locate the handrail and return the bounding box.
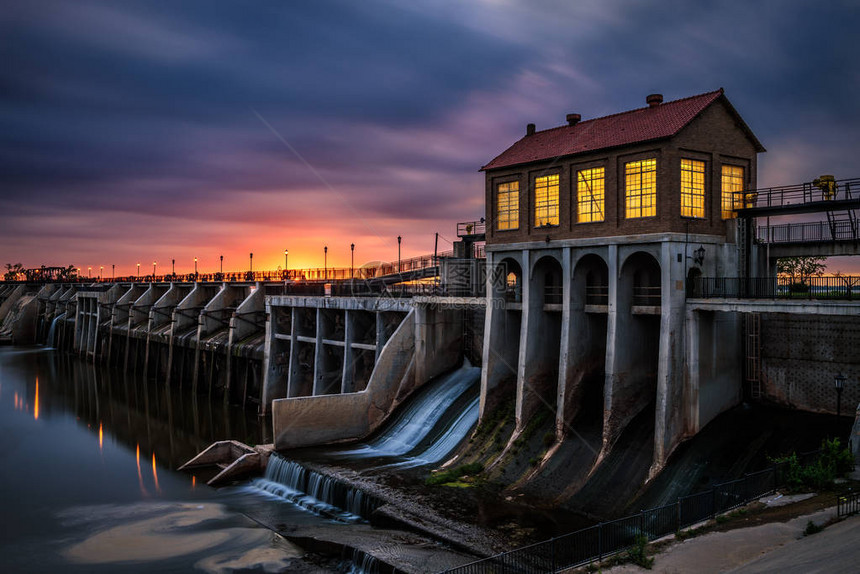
[734,176,859,209]
[689,276,860,300]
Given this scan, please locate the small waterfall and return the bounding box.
[333,362,480,460]
[246,454,381,523]
[47,313,65,348]
[343,548,380,574]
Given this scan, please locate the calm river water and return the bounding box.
[0,345,343,573]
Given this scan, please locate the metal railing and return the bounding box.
[757,221,858,244]
[458,220,486,237]
[633,285,661,306]
[690,276,860,300]
[586,285,609,306]
[734,177,859,209]
[837,491,860,518]
[442,456,815,574]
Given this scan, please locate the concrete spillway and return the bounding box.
[242,363,481,523]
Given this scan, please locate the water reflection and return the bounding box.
[38,351,272,472]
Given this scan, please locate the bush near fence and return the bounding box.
[442,454,823,574]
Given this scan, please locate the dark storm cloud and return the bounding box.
[2,0,860,267]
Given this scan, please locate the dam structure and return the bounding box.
[3,88,860,514]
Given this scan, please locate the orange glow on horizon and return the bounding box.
[33,379,39,420]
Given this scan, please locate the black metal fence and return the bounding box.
[837,491,860,518]
[689,276,860,300]
[757,221,858,244]
[441,462,805,574]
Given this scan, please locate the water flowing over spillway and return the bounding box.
[333,361,481,463]
[246,455,380,522]
[242,361,481,521]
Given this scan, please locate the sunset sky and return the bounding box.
[3,1,860,275]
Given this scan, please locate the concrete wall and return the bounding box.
[272,309,416,449]
[760,313,860,415]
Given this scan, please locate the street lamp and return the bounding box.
[835,373,846,417]
[324,246,328,280]
[136,262,140,280]
[194,257,198,277]
[153,261,157,280]
[397,235,402,272]
[112,264,115,280]
[99,266,103,281]
[284,249,289,280]
[88,266,92,278]
[249,252,253,278]
[220,255,223,275]
[350,243,355,279]
[172,259,175,276]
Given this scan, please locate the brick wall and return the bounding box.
[760,313,860,415]
[484,99,759,245]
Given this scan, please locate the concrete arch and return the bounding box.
[556,253,610,437]
[602,249,661,460]
[518,255,564,430]
[492,257,523,303]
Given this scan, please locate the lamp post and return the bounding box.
[137,262,140,281]
[397,235,402,272]
[153,261,157,280]
[835,373,846,417]
[88,266,92,279]
[324,246,328,280]
[220,255,223,275]
[284,249,289,280]
[249,252,253,278]
[172,259,175,277]
[112,264,115,280]
[194,257,198,278]
[99,266,103,281]
[350,243,355,280]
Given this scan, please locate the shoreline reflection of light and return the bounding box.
[192,475,196,490]
[98,422,103,451]
[34,378,39,420]
[151,453,161,493]
[136,444,148,496]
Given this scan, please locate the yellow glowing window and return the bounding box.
[534,174,559,227]
[721,165,745,219]
[681,159,706,218]
[577,167,605,223]
[497,181,519,230]
[625,159,656,218]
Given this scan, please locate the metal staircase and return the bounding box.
[823,179,859,241]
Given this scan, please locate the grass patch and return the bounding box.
[624,534,654,569]
[425,462,484,486]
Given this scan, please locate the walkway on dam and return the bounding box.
[603,503,859,574]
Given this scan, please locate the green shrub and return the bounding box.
[425,462,484,486]
[803,520,823,536]
[771,438,854,491]
[625,534,653,569]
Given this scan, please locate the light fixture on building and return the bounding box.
[834,373,846,417]
[693,245,706,266]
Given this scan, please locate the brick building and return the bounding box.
[479,89,766,476]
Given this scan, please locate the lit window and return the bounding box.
[681,159,706,218]
[577,167,605,223]
[534,174,560,227]
[497,181,519,230]
[625,159,656,218]
[721,165,745,219]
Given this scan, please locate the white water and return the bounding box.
[47,313,65,347]
[332,361,480,460]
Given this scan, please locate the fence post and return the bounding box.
[551,537,556,573]
[598,523,603,562]
[677,498,682,532]
[711,487,716,519]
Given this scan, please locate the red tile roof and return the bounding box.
[481,89,763,171]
